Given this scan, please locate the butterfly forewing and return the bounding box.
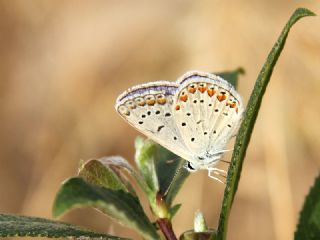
[115,81,194,161]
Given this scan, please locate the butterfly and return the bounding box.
[115,71,244,182]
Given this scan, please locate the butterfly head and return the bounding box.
[186,151,225,172]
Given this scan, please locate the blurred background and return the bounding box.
[0,1,319,239]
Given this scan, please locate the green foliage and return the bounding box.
[295,175,320,240]
[154,140,185,197]
[217,8,316,240]
[168,204,182,220]
[52,177,159,240]
[0,214,127,239]
[79,157,136,195]
[135,137,190,206]
[134,137,160,194]
[216,67,244,89]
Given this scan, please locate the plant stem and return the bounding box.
[156,218,177,240]
[216,8,316,240]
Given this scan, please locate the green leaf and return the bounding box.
[53,177,159,240]
[78,157,136,196]
[168,204,182,220]
[135,137,159,194]
[163,163,190,207]
[79,158,131,192]
[217,8,316,240]
[295,175,320,240]
[0,213,128,239]
[154,144,190,206]
[155,144,182,196]
[134,137,190,207]
[215,67,245,89]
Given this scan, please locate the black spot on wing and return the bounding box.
[157,125,165,132]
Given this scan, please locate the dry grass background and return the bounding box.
[0,1,319,240]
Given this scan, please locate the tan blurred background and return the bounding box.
[0,1,319,239]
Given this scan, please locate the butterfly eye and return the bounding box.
[118,105,130,116]
[186,161,197,172]
[144,95,156,105]
[135,97,145,106]
[156,94,167,105]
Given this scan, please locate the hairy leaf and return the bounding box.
[135,137,159,194]
[79,157,137,196]
[79,158,130,192]
[53,177,159,240]
[295,175,320,240]
[0,213,128,239]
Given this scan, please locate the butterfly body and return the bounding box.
[115,71,244,179]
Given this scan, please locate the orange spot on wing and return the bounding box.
[236,107,239,113]
[157,98,166,105]
[146,99,156,105]
[207,89,215,97]
[180,95,188,102]
[188,87,196,94]
[229,102,236,108]
[198,86,207,93]
[175,105,180,111]
[217,95,226,102]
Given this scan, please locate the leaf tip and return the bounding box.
[237,67,245,75]
[294,8,316,17]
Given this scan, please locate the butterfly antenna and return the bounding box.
[220,159,231,164]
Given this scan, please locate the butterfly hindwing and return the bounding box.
[172,71,244,158]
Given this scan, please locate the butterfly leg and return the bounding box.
[208,167,227,176]
[207,166,229,184]
[208,171,225,184]
[207,169,226,184]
